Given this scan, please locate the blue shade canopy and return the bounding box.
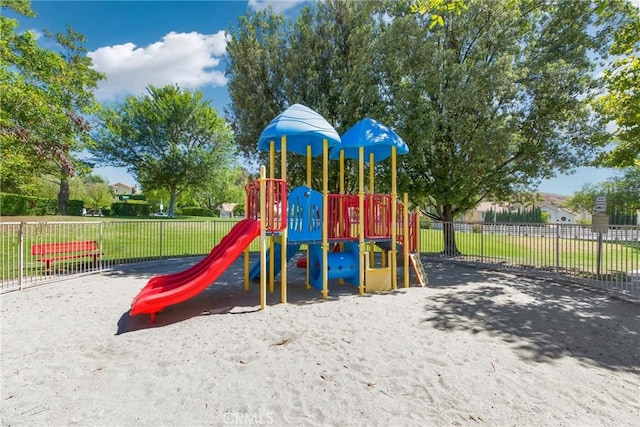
[257,104,341,156]
[330,118,409,163]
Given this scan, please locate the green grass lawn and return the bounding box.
[1,218,638,283]
[419,229,639,277]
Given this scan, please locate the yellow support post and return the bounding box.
[369,153,374,195]
[269,141,275,293]
[358,147,365,295]
[340,151,345,194]
[368,152,375,269]
[280,135,287,304]
[269,237,275,293]
[244,176,250,292]
[322,138,329,299]
[338,150,345,285]
[306,145,311,290]
[244,248,250,292]
[307,145,312,187]
[391,146,397,290]
[403,193,410,288]
[259,166,267,310]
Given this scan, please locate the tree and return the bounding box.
[226,1,381,192]
[91,85,234,216]
[226,0,625,255]
[410,0,467,28]
[565,166,640,224]
[186,166,247,212]
[375,0,621,253]
[594,1,639,168]
[0,1,104,207]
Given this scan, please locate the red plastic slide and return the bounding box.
[130,218,261,322]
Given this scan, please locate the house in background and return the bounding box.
[463,201,511,222]
[540,205,576,224]
[464,194,585,224]
[112,183,137,195]
[219,203,238,218]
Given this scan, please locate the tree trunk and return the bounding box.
[168,190,177,217]
[442,204,461,256]
[58,166,70,215]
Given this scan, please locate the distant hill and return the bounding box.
[536,192,570,207]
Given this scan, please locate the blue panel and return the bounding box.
[288,186,323,243]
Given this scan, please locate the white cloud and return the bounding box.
[88,31,228,102]
[248,0,308,13]
[27,28,43,40]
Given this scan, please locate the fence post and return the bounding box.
[555,224,560,274]
[99,221,104,274]
[159,220,163,259]
[18,222,24,290]
[480,223,484,262]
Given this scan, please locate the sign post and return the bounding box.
[592,195,608,277]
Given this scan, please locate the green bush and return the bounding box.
[181,206,215,217]
[1,193,30,215]
[233,204,245,217]
[0,193,60,215]
[31,198,58,215]
[67,199,84,216]
[111,201,151,217]
[419,218,432,229]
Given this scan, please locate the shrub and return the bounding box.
[67,200,84,216]
[0,193,60,215]
[31,198,59,215]
[233,204,245,217]
[472,224,483,233]
[111,201,151,217]
[1,193,30,215]
[419,218,432,229]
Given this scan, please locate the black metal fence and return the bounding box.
[1,220,638,299]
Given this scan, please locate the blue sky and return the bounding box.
[14,0,624,195]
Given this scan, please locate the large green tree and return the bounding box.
[91,85,234,216]
[594,1,639,168]
[0,0,104,211]
[185,166,247,212]
[375,0,629,253]
[226,0,628,254]
[226,1,379,192]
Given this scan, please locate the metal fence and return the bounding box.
[2,220,639,299]
[422,222,640,299]
[0,220,259,292]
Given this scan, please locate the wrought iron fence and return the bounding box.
[421,222,640,299]
[2,220,639,299]
[0,220,259,292]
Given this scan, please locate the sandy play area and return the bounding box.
[1,257,639,426]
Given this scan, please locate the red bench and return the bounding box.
[31,241,100,271]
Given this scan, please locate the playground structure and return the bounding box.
[130,104,423,321]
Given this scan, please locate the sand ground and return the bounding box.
[1,256,639,426]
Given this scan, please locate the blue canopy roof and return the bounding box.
[257,104,341,156]
[329,118,409,163]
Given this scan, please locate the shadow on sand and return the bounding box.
[423,262,640,372]
[114,253,362,335]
